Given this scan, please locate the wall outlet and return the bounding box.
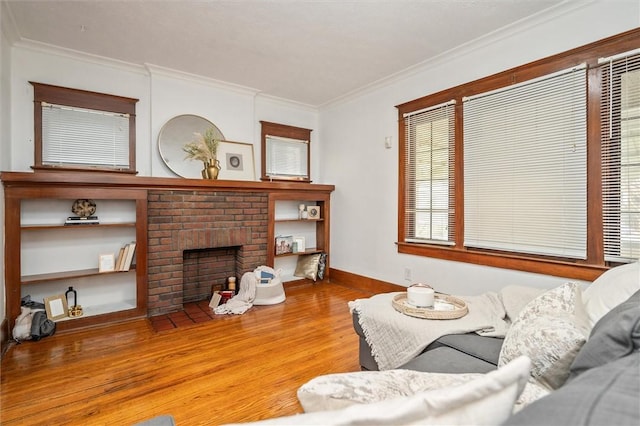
[404,267,412,281]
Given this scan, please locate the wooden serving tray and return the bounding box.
[392,293,468,320]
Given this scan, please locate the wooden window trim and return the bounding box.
[31,82,138,174]
[396,28,640,281]
[260,120,312,182]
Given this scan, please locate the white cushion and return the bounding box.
[498,282,589,390]
[224,356,531,426]
[582,262,640,327]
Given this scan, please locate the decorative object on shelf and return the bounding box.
[202,158,221,180]
[392,292,468,320]
[71,199,97,217]
[44,294,69,321]
[158,114,225,179]
[275,235,294,255]
[306,205,320,219]
[293,236,306,253]
[294,253,322,281]
[65,286,83,317]
[217,140,256,181]
[301,210,309,219]
[98,253,116,272]
[183,127,222,180]
[298,204,306,219]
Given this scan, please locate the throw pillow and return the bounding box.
[568,289,640,381]
[582,261,639,327]
[294,254,321,281]
[498,282,589,390]
[225,356,531,426]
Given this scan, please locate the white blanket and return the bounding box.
[349,292,509,371]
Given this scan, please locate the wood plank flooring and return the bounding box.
[1,281,373,425]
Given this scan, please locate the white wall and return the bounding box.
[320,0,640,295]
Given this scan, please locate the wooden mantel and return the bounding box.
[0,171,335,193]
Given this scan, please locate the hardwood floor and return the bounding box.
[1,281,373,425]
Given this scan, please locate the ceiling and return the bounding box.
[3,0,566,107]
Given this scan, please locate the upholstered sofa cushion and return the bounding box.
[568,289,640,381]
[582,261,639,327]
[504,352,640,426]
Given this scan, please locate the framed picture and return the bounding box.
[293,236,306,253]
[307,205,320,219]
[217,140,256,181]
[98,253,116,273]
[44,294,68,321]
[275,235,294,255]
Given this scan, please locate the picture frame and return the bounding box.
[275,235,294,255]
[44,294,68,321]
[306,205,320,219]
[293,236,306,253]
[217,140,256,181]
[98,253,116,273]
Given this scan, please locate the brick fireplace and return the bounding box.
[147,190,268,316]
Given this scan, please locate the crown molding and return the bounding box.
[320,0,594,110]
[144,63,260,97]
[254,92,318,112]
[11,37,148,76]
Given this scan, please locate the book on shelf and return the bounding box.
[65,216,99,225]
[115,242,136,271]
[122,242,136,271]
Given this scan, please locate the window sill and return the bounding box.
[396,242,608,281]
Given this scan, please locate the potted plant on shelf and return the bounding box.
[183,127,222,179]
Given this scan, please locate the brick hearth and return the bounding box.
[147,190,268,316]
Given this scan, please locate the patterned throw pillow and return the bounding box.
[498,282,589,390]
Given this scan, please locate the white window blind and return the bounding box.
[403,100,456,244]
[41,102,130,169]
[265,135,308,178]
[601,49,640,262]
[463,66,587,258]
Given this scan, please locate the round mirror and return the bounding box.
[158,114,225,178]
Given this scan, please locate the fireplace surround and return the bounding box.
[147,190,268,316]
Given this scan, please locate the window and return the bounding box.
[403,101,455,245]
[31,82,138,173]
[601,50,640,262]
[463,66,587,258]
[397,29,640,280]
[260,120,311,182]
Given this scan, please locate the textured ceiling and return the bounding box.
[4,0,565,106]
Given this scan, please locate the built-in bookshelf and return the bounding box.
[267,192,330,282]
[4,183,148,332]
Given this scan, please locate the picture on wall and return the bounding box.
[217,141,256,181]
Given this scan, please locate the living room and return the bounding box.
[1,1,639,424]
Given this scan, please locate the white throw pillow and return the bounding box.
[298,369,484,412]
[582,262,640,327]
[224,356,531,426]
[498,282,589,390]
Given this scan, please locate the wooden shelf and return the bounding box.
[275,248,322,258]
[274,218,324,223]
[22,268,134,285]
[21,222,136,230]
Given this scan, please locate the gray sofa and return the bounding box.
[353,289,640,425]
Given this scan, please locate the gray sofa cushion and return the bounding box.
[503,352,640,426]
[568,289,640,381]
[430,334,503,366]
[398,346,498,374]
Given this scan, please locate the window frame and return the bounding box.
[31,82,138,174]
[396,28,640,281]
